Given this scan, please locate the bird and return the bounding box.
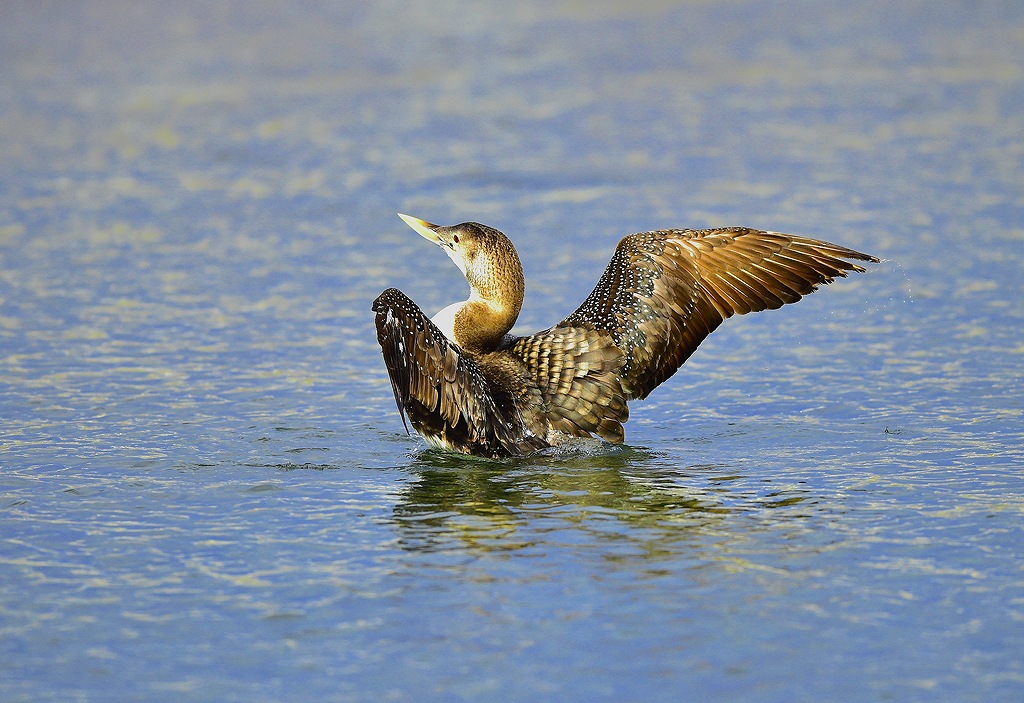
[372,213,877,458]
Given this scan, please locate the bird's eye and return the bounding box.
[453,234,460,244]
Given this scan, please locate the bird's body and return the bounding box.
[373,214,877,457]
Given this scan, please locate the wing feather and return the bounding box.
[372,288,545,457]
[506,326,629,443]
[561,227,877,400]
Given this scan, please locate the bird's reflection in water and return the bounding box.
[389,442,763,556]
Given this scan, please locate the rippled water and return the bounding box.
[2,1,1023,701]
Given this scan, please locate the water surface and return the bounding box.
[2,1,1023,701]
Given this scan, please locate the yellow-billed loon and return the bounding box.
[373,213,877,457]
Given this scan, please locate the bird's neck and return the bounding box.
[433,273,524,353]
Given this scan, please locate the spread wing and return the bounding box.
[560,228,878,400]
[372,288,547,457]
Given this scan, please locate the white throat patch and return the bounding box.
[431,301,462,343]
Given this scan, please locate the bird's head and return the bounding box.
[397,213,524,303]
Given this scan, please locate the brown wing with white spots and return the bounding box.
[506,326,629,443]
[372,288,547,457]
[561,228,878,400]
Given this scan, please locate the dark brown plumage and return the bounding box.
[373,215,877,457]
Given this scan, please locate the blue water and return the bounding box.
[2,1,1023,701]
